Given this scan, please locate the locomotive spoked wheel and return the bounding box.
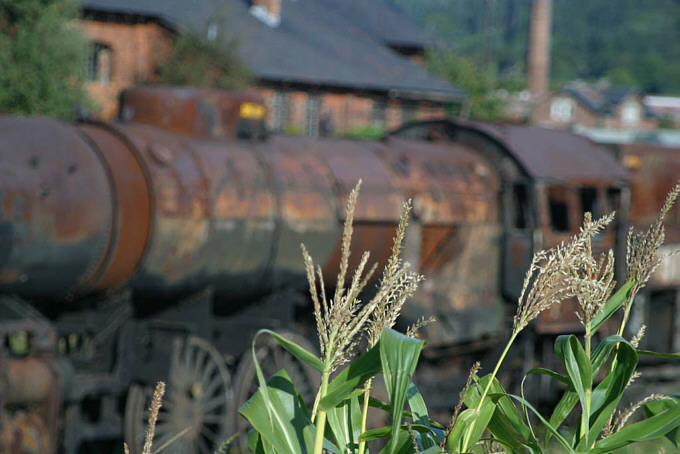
[230,330,320,447]
[124,336,233,454]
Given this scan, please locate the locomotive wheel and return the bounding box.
[230,330,320,446]
[124,336,233,454]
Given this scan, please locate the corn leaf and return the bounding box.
[591,280,634,332]
[465,375,539,453]
[377,429,417,454]
[526,367,569,385]
[546,389,578,447]
[580,339,638,450]
[360,424,436,442]
[591,335,627,375]
[380,328,425,454]
[506,394,576,454]
[248,430,275,454]
[637,349,680,359]
[644,394,680,449]
[239,370,339,454]
[591,399,680,453]
[555,335,592,444]
[326,396,362,454]
[257,329,325,372]
[406,382,438,448]
[445,399,496,453]
[321,343,382,410]
[365,396,447,430]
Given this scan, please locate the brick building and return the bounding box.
[81,0,464,135]
[532,81,658,131]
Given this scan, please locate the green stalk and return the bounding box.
[357,379,373,454]
[460,331,518,452]
[609,292,636,374]
[313,371,330,454]
[581,326,593,444]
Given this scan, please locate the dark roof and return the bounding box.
[313,0,438,50]
[560,84,654,118]
[83,0,464,102]
[467,123,628,180]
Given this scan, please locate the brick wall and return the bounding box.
[532,94,599,128]
[81,19,172,119]
[257,88,449,136]
[80,19,450,129]
[533,93,659,131]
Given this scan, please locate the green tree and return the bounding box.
[153,29,251,90]
[427,49,506,121]
[0,0,91,119]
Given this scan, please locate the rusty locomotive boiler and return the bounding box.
[0,86,679,453]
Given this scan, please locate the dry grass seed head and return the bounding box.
[514,212,615,333]
[614,394,670,432]
[626,182,680,301]
[573,248,616,328]
[366,199,424,346]
[631,324,646,349]
[143,381,165,454]
[301,181,390,371]
[301,185,424,370]
[406,316,436,338]
[442,362,481,449]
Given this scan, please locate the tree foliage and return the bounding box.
[153,29,252,91]
[392,0,680,94]
[426,49,506,121]
[0,0,91,119]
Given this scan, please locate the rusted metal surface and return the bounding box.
[468,122,629,180]
[314,138,403,281]
[187,139,277,302]
[77,124,152,291]
[5,359,54,403]
[0,297,61,454]
[376,136,499,224]
[112,123,212,298]
[618,144,680,289]
[0,117,114,300]
[119,86,266,140]
[0,411,50,454]
[263,136,339,290]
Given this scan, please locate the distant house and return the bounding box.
[645,95,680,129]
[80,0,464,135]
[532,81,657,131]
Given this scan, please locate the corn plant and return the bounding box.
[236,182,680,454]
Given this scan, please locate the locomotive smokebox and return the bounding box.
[0,118,124,300]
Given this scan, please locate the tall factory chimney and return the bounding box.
[528,0,551,97]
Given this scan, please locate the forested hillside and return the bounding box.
[392,0,680,94]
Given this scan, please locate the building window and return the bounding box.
[401,102,416,123]
[511,183,530,230]
[372,99,387,127]
[622,101,640,126]
[86,42,112,85]
[550,97,573,122]
[271,91,289,131]
[548,185,571,232]
[305,94,320,137]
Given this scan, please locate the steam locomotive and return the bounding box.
[1,87,678,453]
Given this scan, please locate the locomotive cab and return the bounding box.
[389,120,630,334]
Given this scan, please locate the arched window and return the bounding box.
[87,42,112,85]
